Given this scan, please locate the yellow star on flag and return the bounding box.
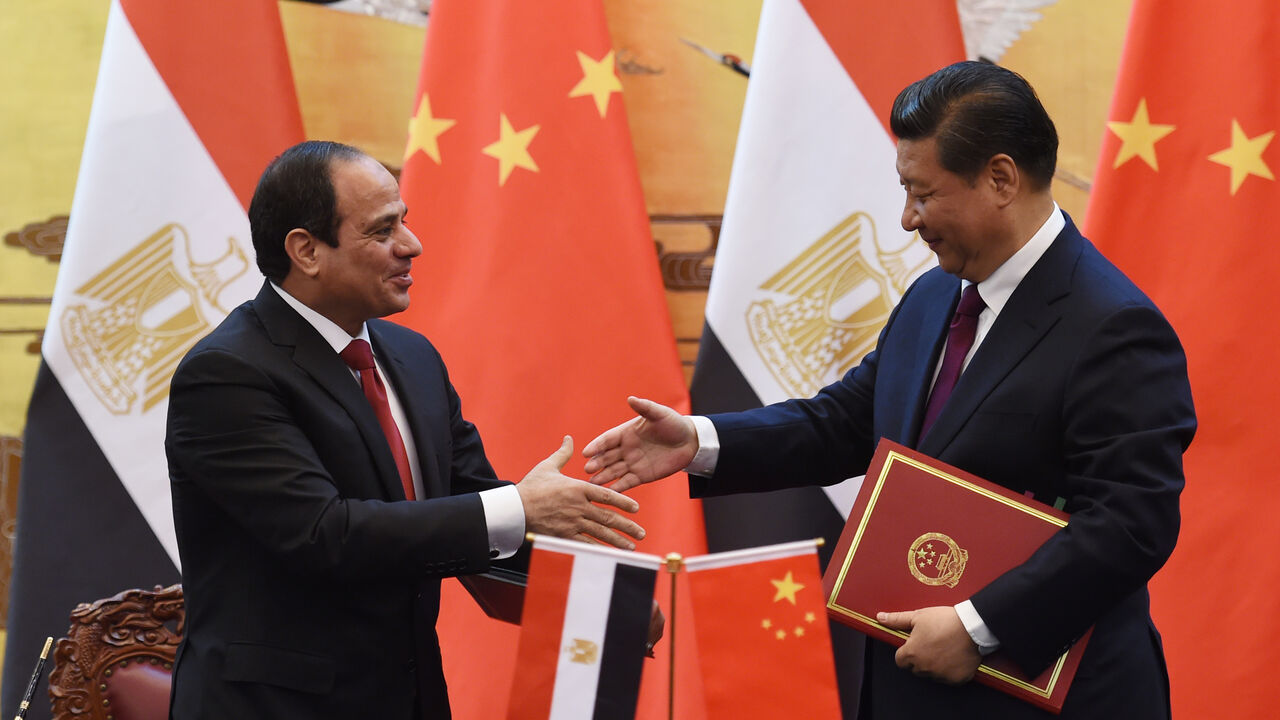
[1106,98,1175,171]
[761,618,772,629]
[404,93,456,164]
[568,49,622,117]
[771,570,805,605]
[1208,119,1275,195]
[481,113,540,186]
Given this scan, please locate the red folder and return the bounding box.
[822,439,1090,714]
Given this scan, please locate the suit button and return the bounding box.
[406,657,416,673]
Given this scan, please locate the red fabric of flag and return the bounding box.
[685,543,841,719]
[1084,1,1280,717]
[396,1,701,717]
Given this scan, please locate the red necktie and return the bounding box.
[340,339,416,500]
[919,285,986,441]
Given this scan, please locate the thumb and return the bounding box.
[541,435,574,469]
[627,396,666,421]
[876,610,916,631]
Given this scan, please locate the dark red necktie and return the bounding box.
[340,339,415,500]
[919,285,986,440]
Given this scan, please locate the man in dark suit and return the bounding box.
[166,140,646,719]
[583,61,1195,719]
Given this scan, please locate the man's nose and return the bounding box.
[398,225,422,258]
[901,200,921,232]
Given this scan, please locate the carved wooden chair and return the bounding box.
[47,585,184,720]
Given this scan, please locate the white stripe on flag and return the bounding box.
[682,538,820,572]
[43,0,260,568]
[548,551,616,719]
[706,0,936,517]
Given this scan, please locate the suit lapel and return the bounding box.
[916,223,1083,457]
[252,283,407,501]
[370,327,445,499]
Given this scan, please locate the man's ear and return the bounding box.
[986,153,1020,207]
[284,228,323,279]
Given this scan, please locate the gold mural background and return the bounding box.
[0,0,1131,667]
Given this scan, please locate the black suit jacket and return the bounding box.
[694,217,1196,719]
[166,283,507,719]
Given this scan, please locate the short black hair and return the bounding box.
[248,140,365,283]
[890,61,1058,190]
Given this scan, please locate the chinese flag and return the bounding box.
[1084,1,1280,717]
[395,1,701,718]
[684,541,841,719]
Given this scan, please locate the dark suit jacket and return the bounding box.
[693,217,1195,719]
[166,282,507,719]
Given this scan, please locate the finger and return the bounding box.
[602,473,644,493]
[583,504,646,541]
[540,435,574,470]
[876,611,914,630]
[582,425,623,458]
[582,446,622,475]
[580,521,640,550]
[588,484,641,513]
[628,396,669,422]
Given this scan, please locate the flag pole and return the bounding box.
[663,552,683,720]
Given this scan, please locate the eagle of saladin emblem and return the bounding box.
[908,532,968,588]
[746,212,932,397]
[60,223,248,415]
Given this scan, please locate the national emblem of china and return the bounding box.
[907,532,968,588]
[746,211,933,397]
[60,223,249,415]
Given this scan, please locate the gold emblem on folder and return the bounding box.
[567,638,599,665]
[60,224,248,414]
[908,532,968,588]
[747,212,932,396]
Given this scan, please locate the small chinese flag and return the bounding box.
[684,540,841,719]
[1084,1,1280,717]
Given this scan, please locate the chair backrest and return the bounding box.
[47,584,184,720]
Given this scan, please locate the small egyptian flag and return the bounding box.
[685,539,841,719]
[507,535,661,720]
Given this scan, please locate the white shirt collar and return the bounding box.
[967,203,1064,315]
[269,282,370,354]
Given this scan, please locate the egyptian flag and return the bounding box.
[688,0,963,713]
[507,536,661,719]
[396,0,701,717]
[1084,1,1280,716]
[684,540,840,719]
[2,2,302,715]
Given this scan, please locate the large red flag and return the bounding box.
[1085,1,1280,717]
[396,1,701,717]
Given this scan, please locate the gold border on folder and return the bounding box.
[826,451,1070,700]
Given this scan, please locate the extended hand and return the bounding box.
[877,606,982,685]
[582,396,698,492]
[517,436,645,549]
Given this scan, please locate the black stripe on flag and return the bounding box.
[592,562,658,720]
[2,363,179,720]
[690,323,865,717]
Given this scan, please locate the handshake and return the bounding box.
[515,396,696,550]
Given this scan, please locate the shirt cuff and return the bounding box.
[954,600,1000,656]
[685,415,720,477]
[480,485,525,559]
